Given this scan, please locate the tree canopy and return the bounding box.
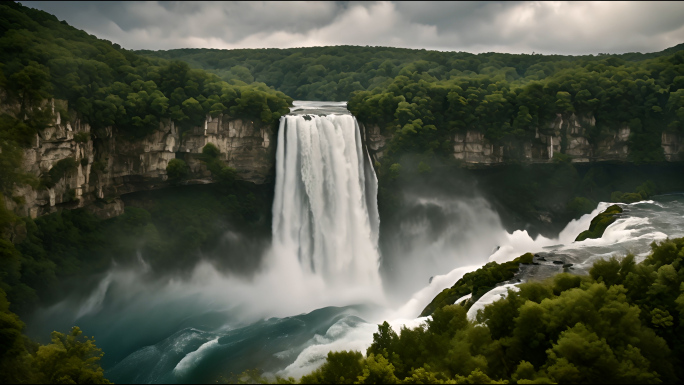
[300,238,684,384]
[0,1,292,141]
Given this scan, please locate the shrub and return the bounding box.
[91,160,107,174]
[166,158,189,182]
[47,157,78,185]
[566,197,596,219]
[73,131,90,143]
[202,143,221,159]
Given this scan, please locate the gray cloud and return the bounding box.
[19,1,684,55]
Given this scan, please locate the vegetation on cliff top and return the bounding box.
[0,2,292,140]
[347,47,684,168]
[297,238,684,384]
[0,1,292,205]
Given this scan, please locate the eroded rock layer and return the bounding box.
[8,100,275,219]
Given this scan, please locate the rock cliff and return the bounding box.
[7,100,275,219]
[361,113,683,165]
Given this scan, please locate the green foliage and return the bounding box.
[166,158,189,182]
[0,288,109,383]
[0,2,292,142]
[420,253,534,317]
[32,327,110,384]
[47,157,78,186]
[0,288,29,383]
[73,131,90,143]
[202,142,221,159]
[0,113,36,148]
[141,43,684,167]
[566,196,597,219]
[611,180,658,203]
[0,114,38,193]
[304,238,684,383]
[91,160,107,174]
[1,179,271,317]
[199,143,238,188]
[300,351,364,384]
[575,204,623,241]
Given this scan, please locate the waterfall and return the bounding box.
[272,112,382,291]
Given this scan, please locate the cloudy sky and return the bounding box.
[20,1,684,55]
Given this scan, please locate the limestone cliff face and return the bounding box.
[7,100,275,219]
[361,113,683,165]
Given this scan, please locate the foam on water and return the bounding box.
[28,99,684,383]
[173,338,219,377]
[271,113,383,295]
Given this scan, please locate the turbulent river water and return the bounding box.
[26,102,684,383]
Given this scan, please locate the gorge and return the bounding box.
[2,2,684,383]
[22,102,684,383]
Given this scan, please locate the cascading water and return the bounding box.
[25,100,684,384]
[271,108,382,292]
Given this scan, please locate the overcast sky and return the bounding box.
[19,1,684,55]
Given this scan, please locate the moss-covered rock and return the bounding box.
[419,253,534,317]
[575,204,623,242]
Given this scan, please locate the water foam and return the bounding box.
[272,114,382,293]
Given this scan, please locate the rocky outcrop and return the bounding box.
[662,131,683,161]
[360,113,670,165]
[6,100,275,219]
[360,122,388,166]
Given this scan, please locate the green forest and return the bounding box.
[0,1,292,193]
[144,43,684,165]
[0,3,287,382]
[297,238,684,384]
[1,1,684,384]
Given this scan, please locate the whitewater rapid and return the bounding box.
[272,112,382,292]
[277,196,684,378]
[26,100,684,383]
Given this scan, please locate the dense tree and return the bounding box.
[0,1,292,143]
[301,238,684,384]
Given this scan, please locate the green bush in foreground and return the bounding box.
[300,238,684,384]
[0,288,109,384]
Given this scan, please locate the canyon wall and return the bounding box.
[6,100,275,219]
[7,104,684,221]
[361,113,683,165]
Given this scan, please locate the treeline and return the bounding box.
[298,238,684,384]
[349,49,684,169]
[0,1,292,142]
[141,44,683,164]
[0,178,271,317]
[143,43,684,227]
[141,44,683,104]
